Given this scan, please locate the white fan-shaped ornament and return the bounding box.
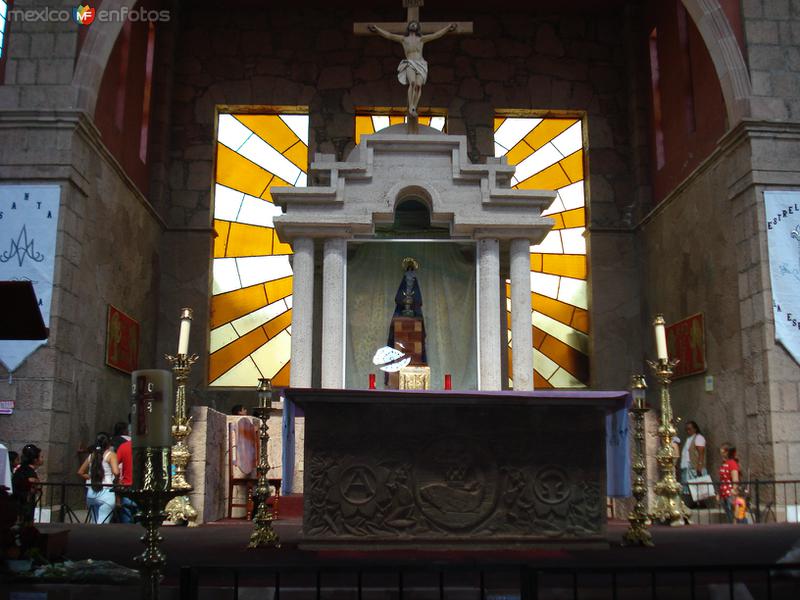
[372,346,412,372]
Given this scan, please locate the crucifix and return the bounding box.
[354,0,473,119]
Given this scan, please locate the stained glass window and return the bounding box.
[209,113,308,387]
[355,114,446,145]
[494,116,589,388]
[0,2,8,59]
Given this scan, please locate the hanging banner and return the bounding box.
[0,185,61,372]
[764,190,800,366]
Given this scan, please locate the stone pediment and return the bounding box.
[272,127,556,244]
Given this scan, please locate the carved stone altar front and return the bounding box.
[290,389,626,547]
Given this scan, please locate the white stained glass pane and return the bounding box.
[217,114,252,151]
[494,143,506,157]
[531,271,560,299]
[231,299,288,337]
[285,295,293,309]
[532,230,564,254]
[295,172,308,187]
[549,368,586,388]
[210,323,239,354]
[214,184,245,221]
[237,134,302,186]
[211,356,263,387]
[250,330,292,378]
[558,181,585,210]
[238,194,283,227]
[372,116,391,132]
[561,227,587,254]
[533,311,589,354]
[0,32,4,58]
[213,258,241,295]
[237,255,292,288]
[512,143,563,186]
[551,121,583,157]
[0,2,6,19]
[280,114,309,146]
[430,117,446,131]
[542,195,566,217]
[534,349,560,379]
[557,277,588,310]
[494,118,541,156]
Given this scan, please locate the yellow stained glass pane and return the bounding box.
[265,276,292,304]
[561,149,583,182]
[208,327,268,383]
[389,115,405,125]
[211,284,268,329]
[523,119,578,152]
[272,230,293,255]
[216,143,273,197]
[236,115,301,154]
[504,142,535,168]
[517,162,571,190]
[496,115,589,388]
[211,112,307,387]
[542,254,587,279]
[264,309,293,340]
[282,142,308,172]
[561,207,585,229]
[214,220,231,258]
[225,222,274,258]
[355,116,375,145]
[261,177,292,201]
[532,292,575,327]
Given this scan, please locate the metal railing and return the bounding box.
[178,563,800,600]
[681,479,800,525]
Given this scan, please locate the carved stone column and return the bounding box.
[510,238,533,390]
[321,237,347,388]
[289,237,314,387]
[478,238,501,390]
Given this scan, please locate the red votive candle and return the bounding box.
[369,373,376,389]
[444,374,452,390]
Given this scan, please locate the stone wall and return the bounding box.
[742,0,800,120]
[0,112,163,481]
[639,121,800,480]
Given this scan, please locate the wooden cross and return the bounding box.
[353,0,473,37]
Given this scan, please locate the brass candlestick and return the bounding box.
[164,351,199,526]
[647,357,691,526]
[622,374,653,546]
[118,447,181,600]
[248,378,280,548]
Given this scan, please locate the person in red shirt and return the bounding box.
[115,439,137,523]
[717,443,741,523]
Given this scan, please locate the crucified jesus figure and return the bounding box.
[368,20,456,117]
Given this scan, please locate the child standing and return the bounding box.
[717,443,741,524]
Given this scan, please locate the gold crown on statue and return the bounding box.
[402,257,420,271]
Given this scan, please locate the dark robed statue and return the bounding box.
[388,257,426,365]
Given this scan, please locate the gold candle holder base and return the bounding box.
[118,447,180,600]
[248,378,280,549]
[622,374,653,547]
[165,353,199,526]
[647,358,691,526]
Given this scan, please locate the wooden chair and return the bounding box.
[227,418,258,519]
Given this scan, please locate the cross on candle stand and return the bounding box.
[134,375,161,437]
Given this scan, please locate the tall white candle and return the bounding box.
[653,314,668,360]
[177,307,192,356]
